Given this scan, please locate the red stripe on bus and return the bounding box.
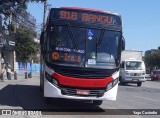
[52,72,113,88]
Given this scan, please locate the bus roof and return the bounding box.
[49,7,122,27]
[60,6,120,16]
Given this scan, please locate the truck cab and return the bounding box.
[119,59,146,86]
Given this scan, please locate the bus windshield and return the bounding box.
[47,25,121,69]
[125,61,145,70]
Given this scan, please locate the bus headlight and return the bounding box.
[106,82,112,91]
[113,78,118,86]
[106,78,118,91]
[45,72,59,87]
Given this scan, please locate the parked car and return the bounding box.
[145,69,151,79]
[151,69,160,81]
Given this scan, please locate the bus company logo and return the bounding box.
[52,52,60,60]
[2,110,12,115]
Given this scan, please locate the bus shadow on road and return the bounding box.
[0,84,105,113]
[118,83,139,87]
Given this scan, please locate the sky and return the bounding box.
[28,0,160,53]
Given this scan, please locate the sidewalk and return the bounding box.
[0,71,40,81]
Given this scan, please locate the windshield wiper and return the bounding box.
[66,24,78,50]
[97,28,106,48]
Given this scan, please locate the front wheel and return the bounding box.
[40,74,44,92]
[92,100,103,106]
[137,82,142,87]
[44,97,53,104]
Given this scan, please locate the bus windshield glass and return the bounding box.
[47,25,121,69]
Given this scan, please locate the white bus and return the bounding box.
[40,7,125,106]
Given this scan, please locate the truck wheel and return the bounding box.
[151,78,155,81]
[137,82,142,87]
[92,100,103,106]
[119,77,123,85]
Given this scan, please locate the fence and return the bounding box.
[15,62,40,74]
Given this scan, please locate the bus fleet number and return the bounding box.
[60,11,77,20]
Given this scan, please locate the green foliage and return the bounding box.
[145,51,160,69]
[15,27,38,62]
[1,0,42,62]
[0,0,45,5]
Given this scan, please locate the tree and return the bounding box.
[145,50,160,69]
[15,27,38,62]
[0,0,45,31]
[0,0,42,63]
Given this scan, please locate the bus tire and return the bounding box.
[40,85,42,92]
[92,100,103,106]
[40,79,44,92]
[40,77,43,92]
[44,97,52,104]
[137,82,142,87]
[40,73,44,92]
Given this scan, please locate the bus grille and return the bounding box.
[61,88,105,97]
[55,68,109,79]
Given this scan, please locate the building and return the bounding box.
[145,49,159,56]
[0,12,16,73]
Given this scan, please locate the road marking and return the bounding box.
[133,95,160,103]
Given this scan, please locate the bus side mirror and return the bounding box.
[122,36,125,51]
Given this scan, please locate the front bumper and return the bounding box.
[44,78,118,101]
[122,77,146,83]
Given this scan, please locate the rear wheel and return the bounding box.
[137,82,142,87]
[92,100,103,106]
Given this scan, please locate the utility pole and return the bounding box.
[43,0,47,32]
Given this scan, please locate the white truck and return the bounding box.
[119,50,146,86]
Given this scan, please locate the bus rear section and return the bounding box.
[40,7,125,106]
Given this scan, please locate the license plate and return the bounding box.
[132,79,139,82]
[76,90,90,95]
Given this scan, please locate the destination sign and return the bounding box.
[51,9,121,25]
[52,52,81,63]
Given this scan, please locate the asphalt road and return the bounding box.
[0,73,160,118]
